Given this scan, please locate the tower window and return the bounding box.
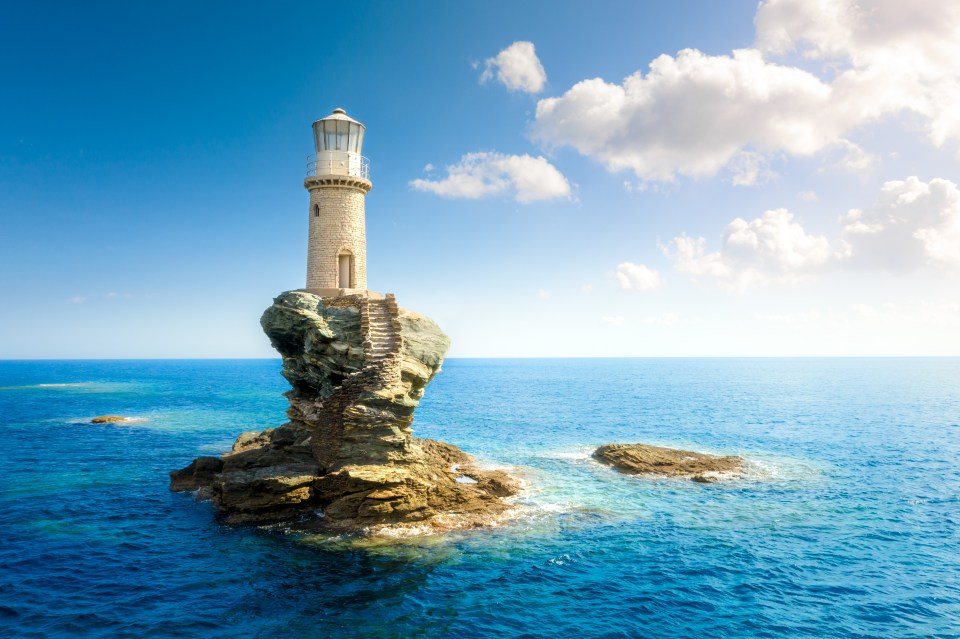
[313,204,319,217]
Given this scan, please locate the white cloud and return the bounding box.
[69,296,86,305]
[534,48,836,182]
[664,176,960,290]
[601,315,624,326]
[664,209,834,290]
[841,176,960,270]
[480,41,547,94]
[533,0,960,182]
[818,139,879,174]
[615,262,662,291]
[799,190,819,202]
[638,312,683,327]
[410,152,571,203]
[729,151,777,187]
[754,309,822,323]
[759,301,960,330]
[537,288,551,300]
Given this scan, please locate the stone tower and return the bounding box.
[305,108,371,293]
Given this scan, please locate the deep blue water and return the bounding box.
[1,358,959,638]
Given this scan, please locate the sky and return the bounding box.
[1,0,958,358]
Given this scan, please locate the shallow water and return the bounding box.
[1,358,959,638]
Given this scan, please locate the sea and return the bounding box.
[0,358,958,638]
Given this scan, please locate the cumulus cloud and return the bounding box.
[615,262,663,291]
[410,152,571,203]
[601,315,625,326]
[841,176,960,271]
[480,41,547,94]
[535,48,835,182]
[533,0,960,182]
[665,176,960,290]
[663,209,834,291]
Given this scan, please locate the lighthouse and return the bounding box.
[305,108,371,294]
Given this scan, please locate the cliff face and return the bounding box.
[171,291,518,535]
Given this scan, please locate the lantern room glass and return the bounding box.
[310,111,368,178]
[313,119,365,154]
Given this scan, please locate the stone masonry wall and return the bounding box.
[306,180,369,290]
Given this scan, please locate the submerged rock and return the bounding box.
[91,415,129,424]
[171,291,519,535]
[593,443,743,482]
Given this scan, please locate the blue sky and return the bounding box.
[2,0,958,358]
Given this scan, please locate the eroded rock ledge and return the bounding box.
[171,291,519,535]
[593,443,744,483]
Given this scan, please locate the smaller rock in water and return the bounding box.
[593,443,743,482]
[91,415,129,424]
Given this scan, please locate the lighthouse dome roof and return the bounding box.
[313,107,364,127]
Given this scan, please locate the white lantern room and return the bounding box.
[308,108,369,179]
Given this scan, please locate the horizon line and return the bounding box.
[1,355,958,361]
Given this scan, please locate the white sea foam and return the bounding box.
[35,383,91,388]
[547,553,573,566]
[1,382,92,391]
[67,416,150,425]
[741,455,825,482]
[538,448,594,461]
[538,502,574,513]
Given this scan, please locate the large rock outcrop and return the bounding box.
[171,291,519,535]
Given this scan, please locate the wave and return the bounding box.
[535,447,595,461]
[67,416,150,425]
[35,383,92,388]
[0,382,140,394]
[0,382,94,391]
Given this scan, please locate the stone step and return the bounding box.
[362,299,401,378]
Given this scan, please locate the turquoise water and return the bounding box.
[1,358,959,638]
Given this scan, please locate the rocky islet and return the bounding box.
[593,443,744,482]
[171,291,520,535]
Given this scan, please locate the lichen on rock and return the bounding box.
[171,291,519,535]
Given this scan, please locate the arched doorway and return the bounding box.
[337,251,354,288]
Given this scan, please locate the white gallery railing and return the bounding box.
[306,153,370,179]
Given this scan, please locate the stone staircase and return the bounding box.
[360,294,403,384]
[306,293,405,472]
[364,298,398,363]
